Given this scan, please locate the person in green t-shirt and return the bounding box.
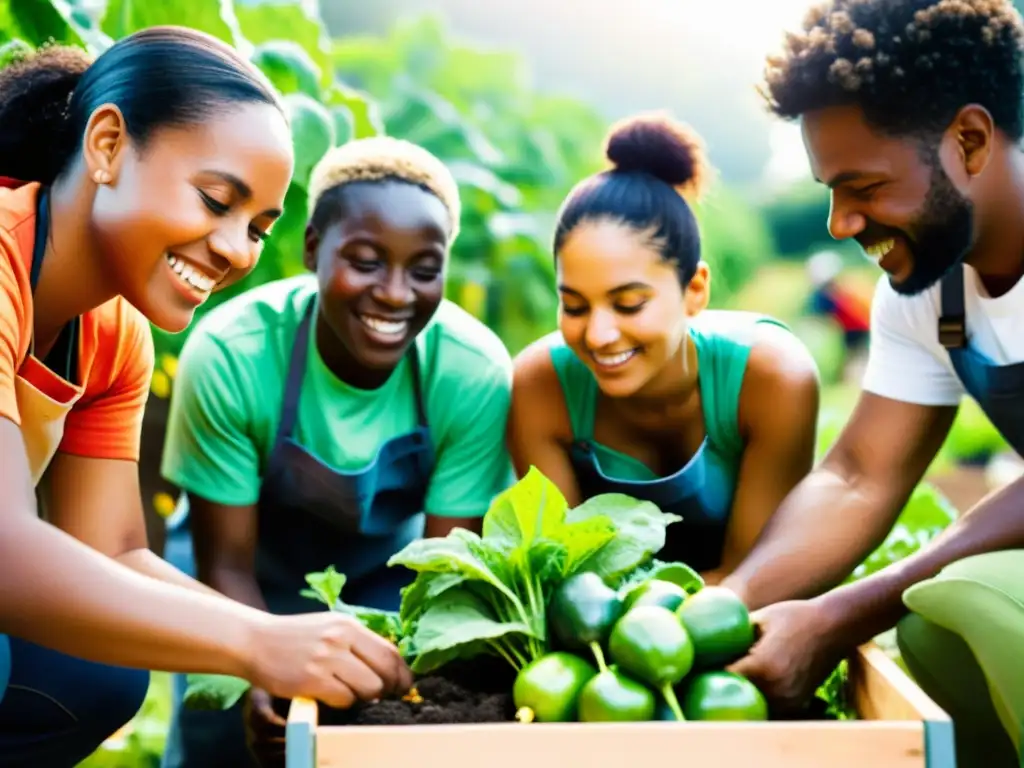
[158,137,514,768]
[508,113,822,584]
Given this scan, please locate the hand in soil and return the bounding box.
[726,598,847,716]
[244,687,287,767]
[248,612,413,708]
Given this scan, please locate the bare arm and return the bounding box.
[721,392,957,610]
[42,452,228,600]
[0,417,260,676]
[507,341,582,505]
[705,328,821,584]
[815,469,1024,643]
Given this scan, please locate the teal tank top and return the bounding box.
[547,310,787,571]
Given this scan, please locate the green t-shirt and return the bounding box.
[161,275,515,519]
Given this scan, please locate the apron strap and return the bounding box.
[407,343,428,428]
[938,264,967,349]
[29,188,79,383]
[275,295,430,442]
[274,296,316,444]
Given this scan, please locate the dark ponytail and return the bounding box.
[0,26,283,187]
[553,111,711,287]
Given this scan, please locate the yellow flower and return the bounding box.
[459,281,487,319]
[153,492,177,519]
[161,353,179,379]
[151,370,171,399]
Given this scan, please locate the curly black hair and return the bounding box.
[762,0,1024,141]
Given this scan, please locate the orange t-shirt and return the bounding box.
[0,181,154,462]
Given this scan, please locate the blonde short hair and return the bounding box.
[307,136,461,240]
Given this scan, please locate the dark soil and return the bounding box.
[316,653,844,726]
[320,655,518,726]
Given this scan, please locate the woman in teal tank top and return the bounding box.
[508,113,822,581]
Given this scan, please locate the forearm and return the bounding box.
[202,561,269,613]
[117,547,229,600]
[0,516,265,678]
[721,465,898,610]
[817,476,1024,643]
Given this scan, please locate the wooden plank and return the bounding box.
[311,721,926,768]
[851,644,951,723]
[286,697,318,768]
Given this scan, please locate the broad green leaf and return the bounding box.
[569,494,682,583]
[406,590,534,674]
[330,103,354,146]
[249,39,321,99]
[398,571,467,625]
[387,529,514,601]
[481,466,569,551]
[556,516,618,575]
[47,0,113,53]
[323,81,384,139]
[262,183,309,278]
[283,92,334,190]
[235,0,331,86]
[182,674,250,711]
[3,0,84,48]
[100,0,247,51]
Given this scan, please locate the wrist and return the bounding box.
[232,610,271,683]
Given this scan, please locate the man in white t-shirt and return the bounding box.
[714,1,1024,765]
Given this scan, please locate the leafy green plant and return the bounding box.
[390,467,681,675]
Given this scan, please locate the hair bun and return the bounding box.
[604,112,709,199]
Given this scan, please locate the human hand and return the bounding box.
[726,598,850,715]
[246,612,413,709]
[243,687,287,767]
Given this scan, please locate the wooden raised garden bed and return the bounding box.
[285,641,955,768]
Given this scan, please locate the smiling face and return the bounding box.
[556,218,708,398]
[304,180,450,379]
[86,101,294,333]
[801,104,978,296]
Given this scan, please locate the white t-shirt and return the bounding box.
[861,266,1024,406]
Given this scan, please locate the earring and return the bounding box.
[93,170,110,184]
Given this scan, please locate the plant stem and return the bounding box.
[589,641,608,673]
[489,642,522,672]
[660,683,685,722]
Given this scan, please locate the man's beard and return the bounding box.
[888,161,975,296]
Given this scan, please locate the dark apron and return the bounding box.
[939,265,1024,454]
[30,189,79,384]
[254,296,434,614]
[569,433,737,574]
[162,296,434,768]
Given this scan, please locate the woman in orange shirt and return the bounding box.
[0,27,409,765]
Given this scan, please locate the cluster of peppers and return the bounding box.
[513,573,768,723]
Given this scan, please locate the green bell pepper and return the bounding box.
[577,669,656,722]
[623,579,688,612]
[607,605,694,721]
[512,652,597,723]
[676,586,755,669]
[681,670,768,721]
[548,572,625,671]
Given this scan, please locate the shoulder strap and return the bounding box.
[547,338,598,441]
[938,264,967,349]
[408,341,428,427]
[275,296,315,443]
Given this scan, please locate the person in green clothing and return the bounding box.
[158,136,515,767]
[507,113,822,581]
